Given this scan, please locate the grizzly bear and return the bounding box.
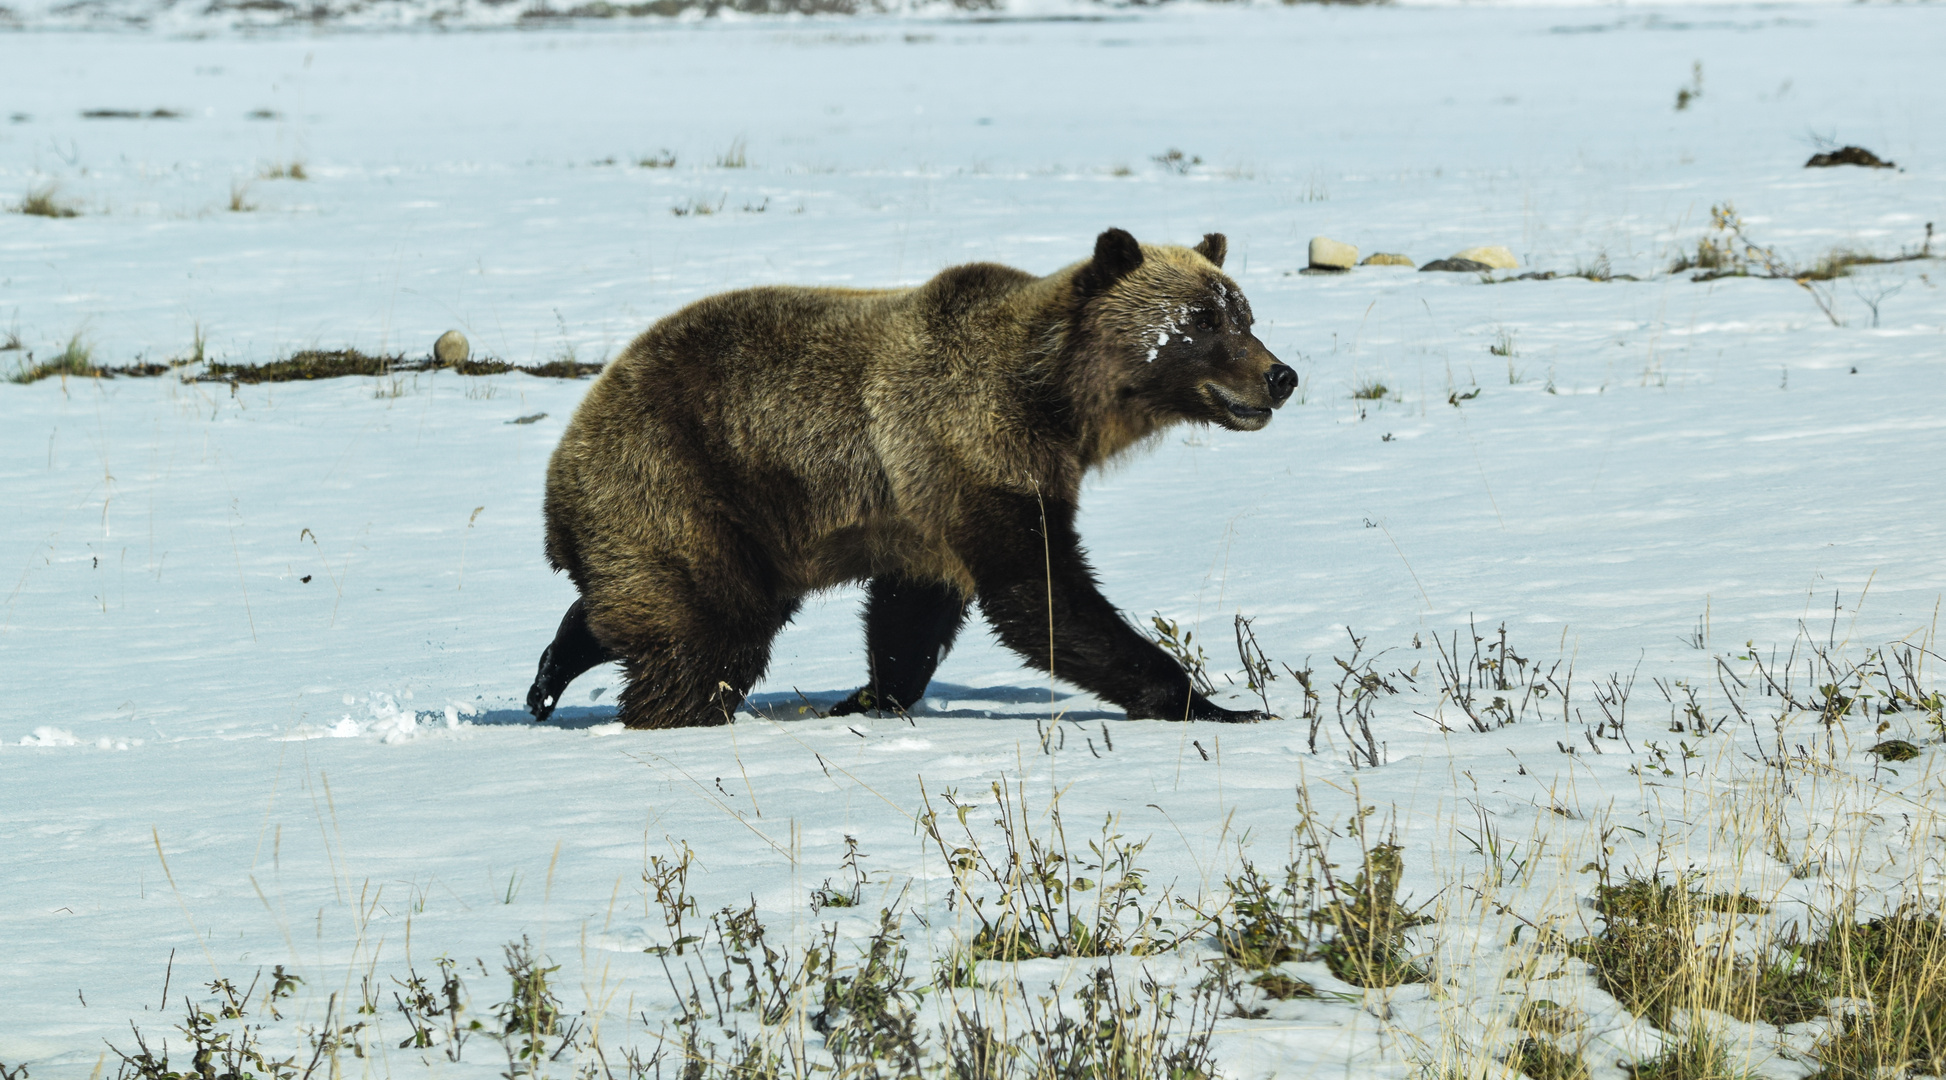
[527,228,1297,729]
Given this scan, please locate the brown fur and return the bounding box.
[531,228,1294,728]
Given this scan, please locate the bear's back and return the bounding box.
[548,264,1063,591]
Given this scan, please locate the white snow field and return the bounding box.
[6,6,1946,1078]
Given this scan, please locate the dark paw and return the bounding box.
[829,689,909,718]
[1195,704,1274,724]
[527,678,558,724]
[1180,694,1275,723]
[1128,689,1275,723]
[827,691,866,717]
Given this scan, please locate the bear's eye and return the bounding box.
[1193,310,1218,333]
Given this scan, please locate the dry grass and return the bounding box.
[1805,910,1946,1079]
[1663,204,1943,326]
[108,793,1227,1080]
[6,330,202,382]
[1151,148,1201,174]
[7,333,96,382]
[1216,797,1429,989]
[16,183,79,218]
[1570,870,1807,1028]
[1624,1027,1755,1080]
[1674,204,1935,282]
[672,195,726,217]
[1510,1036,1590,1080]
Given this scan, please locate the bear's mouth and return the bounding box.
[1206,385,1273,428]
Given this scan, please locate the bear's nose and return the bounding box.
[1265,363,1297,404]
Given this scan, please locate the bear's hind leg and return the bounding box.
[600,588,802,729]
[528,597,621,723]
[832,575,969,716]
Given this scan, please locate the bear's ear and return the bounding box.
[1076,227,1144,297]
[1194,233,1227,268]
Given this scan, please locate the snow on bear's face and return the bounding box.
[1094,237,1296,433]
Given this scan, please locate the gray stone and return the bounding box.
[1419,257,1493,273]
[434,329,470,365]
[1307,236,1359,271]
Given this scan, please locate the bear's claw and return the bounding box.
[1208,708,1275,724]
[1184,699,1275,724]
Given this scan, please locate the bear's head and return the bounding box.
[1074,227,1297,433]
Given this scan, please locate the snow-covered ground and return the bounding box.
[5,6,1946,1077]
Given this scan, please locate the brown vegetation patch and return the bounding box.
[1512,1037,1591,1080]
[199,348,603,384]
[1806,910,1946,1080]
[1216,833,1428,988]
[1251,973,1317,1000]
[208,348,403,383]
[9,351,178,385]
[16,185,78,218]
[519,357,605,378]
[81,108,181,119]
[9,345,96,383]
[1572,870,1822,1029]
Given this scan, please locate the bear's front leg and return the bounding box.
[953,490,1270,723]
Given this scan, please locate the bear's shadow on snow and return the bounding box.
[472,705,623,729]
[472,682,1119,728]
[743,682,1121,722]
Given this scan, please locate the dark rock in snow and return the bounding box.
[1419,257,1492,273]
[1806,146,1895,169]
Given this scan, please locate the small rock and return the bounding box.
[1806,145,1894,169]
[1419,257,1493,273]
[1451,245,1518,269]
[1307,236,1359,272]
[1360,253,1414,267]
[434,329,470,365]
